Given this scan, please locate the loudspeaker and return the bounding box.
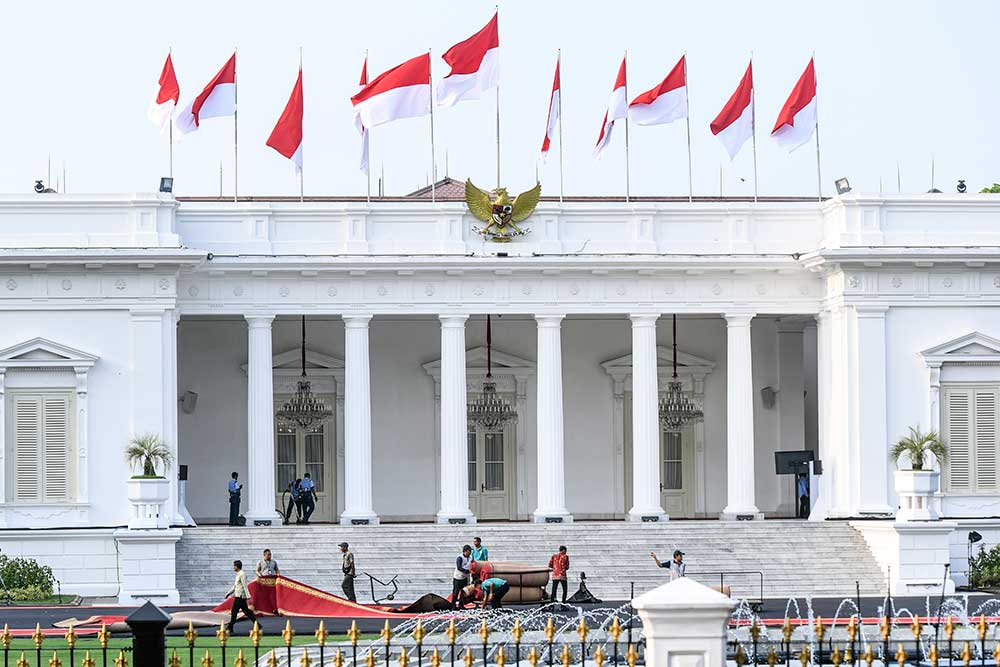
[760,386,777,409]
[179,390,198,414]
[178,464,188,481]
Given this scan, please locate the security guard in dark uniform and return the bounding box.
[299,473,317,524]
[228,472,242,526]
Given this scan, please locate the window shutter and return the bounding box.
[946,389,972,490]
[42,395,71,501]
[13,396,42,501]
[975,389,999,491]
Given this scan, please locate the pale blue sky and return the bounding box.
[0,0,996,197]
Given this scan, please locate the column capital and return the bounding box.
[343,314,373,328]
[439,314,470,327]
[629,313,660,327]
[535,314,565,327]
[724,312,756,327]
[245,314,275,328]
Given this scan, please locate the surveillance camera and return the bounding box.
[34,180,44,193]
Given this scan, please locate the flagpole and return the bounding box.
[428,49,437,203]
[299,47,304,203]
[168,47,174,180]
[233,47,239,203]
[812,52,822,202]
[750,54,758,203]
[365,50,371,204]
[683,52,693,203]
[495,5,501,189]
[557,49,564,202]
[623,50,631,204]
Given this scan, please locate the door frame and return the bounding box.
[622,397,696,517]
[603,346,714,518]
[424,346,534,521]
[273,398,337,521]
[467,419,517,519]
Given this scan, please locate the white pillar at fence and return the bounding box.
[633,577,737,667]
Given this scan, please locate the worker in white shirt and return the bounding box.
[225,559,257,632]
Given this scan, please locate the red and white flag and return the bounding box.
[628,56,687,126]
[594,56,628,158]
[540,54,560,159]
[771,58,817,152]
[266,68,304,172]
[710,61,754,159]
[148,53,180,132]
[351,53,431,129]
[175,53,236,136]
[355,54,370,176]
[437,13,499,108]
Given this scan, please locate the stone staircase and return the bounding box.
[175,521,887,604]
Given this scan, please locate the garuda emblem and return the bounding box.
[465,179,541,242]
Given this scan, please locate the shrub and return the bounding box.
[10,584,53,601]
[0,554,54,597]
[969,544,1000,589]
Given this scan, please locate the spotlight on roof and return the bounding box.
[159,177,174,194]
[834,178,851,195]
[957,179,967,194]
[970,530,983,544]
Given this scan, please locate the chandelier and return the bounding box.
[467,315,517,430]
[275,316,333,430]
[658,314,704,432]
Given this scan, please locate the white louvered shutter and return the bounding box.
[42,395,71,500]
[975,389,1000,491]
[945,388,972,490]
[13,395,42,501]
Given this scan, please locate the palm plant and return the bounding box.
[125,433,173,477]
[890,426,948,470]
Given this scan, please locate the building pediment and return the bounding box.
[0,337,98,371]
[601,347,716,376]
[921,332,1000,364]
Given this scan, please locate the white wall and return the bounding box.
[0,528,119,597]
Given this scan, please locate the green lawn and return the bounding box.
[6,635,363,665]
[5,594,80,606]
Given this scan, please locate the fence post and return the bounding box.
[632,578,736,667]
[126,600,171,667]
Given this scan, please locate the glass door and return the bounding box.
[275,422,333,522]
[467,425,513,519]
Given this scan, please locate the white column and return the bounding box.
[163,309,180,524]
[722,313,762,520]
[437,315,475,524]
[777,319,806,516]
[853,306,893,515]
[534,314,572,523]
[628,314,666,522]
[245,315,279,525]
[813,311,834,520]
[341,315,379,525]
[130,309,169,527]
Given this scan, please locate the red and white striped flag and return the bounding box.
[174,53,236,136]
[594,56,627,158]
[355,55,370,176]
[771,58,817,152]
[148,53,180,132]
[628,56,687,126]
[266,68,304,172]
[437,13,499,108]
[710,61,754,159]
[540,54,560,159]
[351,53,431,129]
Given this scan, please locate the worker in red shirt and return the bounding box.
[548,545,570,603]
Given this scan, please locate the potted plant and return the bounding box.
[125,434,174,529]
[891,426,947,521]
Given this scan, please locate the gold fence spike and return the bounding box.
[315,620,328,646]
[168,648,182,667]
[64,624,77,649]
[479,619,490,643]
[496,649,505,667]
[185,621,198,646]
[895,643,907,667]
[845,649,854,665]
[463,647,474,667]
[216,622,230,647]
[545,617,556,643]
[527,647,539,667]
[512,619,523,644]
[560,644,571,667]
[200,648,213,667]
[446,619,457,645]
[16,652,29,667]
[97,624,110,651]
[365,648,376,667]
[980,616,989,642]
[430,648,442,667]
[928,644,940,667]
[33,623,45,649]
[862,645,875,667]
[912,617,923,640]
[82,650,96,667]
[348,620,360,646]
[830,647,842,667]
[766,647,779,667]
[115,650,129,667]
[625,644,638,667]
[749,622,761,642]
[300,647,313,667]
[782,619,793,643]
[234,649,248,667]
[398,649,408,667]
[381,620,393,645]
[0,624,10,650]
[880,617,891,642]
[333,650,345,667]
[267,649,279,667]
[608,617,622,643]
[578,617,589,643]
[413,619,426,646]
[48,651,62,667]
[962,641,972,667]
[283,620,295,646]
[250,621,263,648]
[798,646,810,667]
[815,617,825,643]
[993,642,1000,665]
[735,646,746,667]
[945,617,955,641]
[594,646,606,667]
[847,616,858,642]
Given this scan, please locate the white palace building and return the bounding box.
[1,182,1000,601]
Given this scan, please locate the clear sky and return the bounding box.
[1,0,996,198]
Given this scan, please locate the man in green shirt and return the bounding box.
[471,536,489,562]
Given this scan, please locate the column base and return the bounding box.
[720,508,764,521]
[244,510,282,527]
[627,507,668,523]
[533,510,574,524]
[112,528,182,605]
[340,511,380,526]
[436,510,476,525]
[857,503,895,517]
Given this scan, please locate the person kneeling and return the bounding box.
[481,577,510,609]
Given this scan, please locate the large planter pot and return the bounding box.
[894,469,941,522]
[127,477,170,529]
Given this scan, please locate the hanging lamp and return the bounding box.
[658,314,704,431]
[275,316,333,429]
[467,315,517,429]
